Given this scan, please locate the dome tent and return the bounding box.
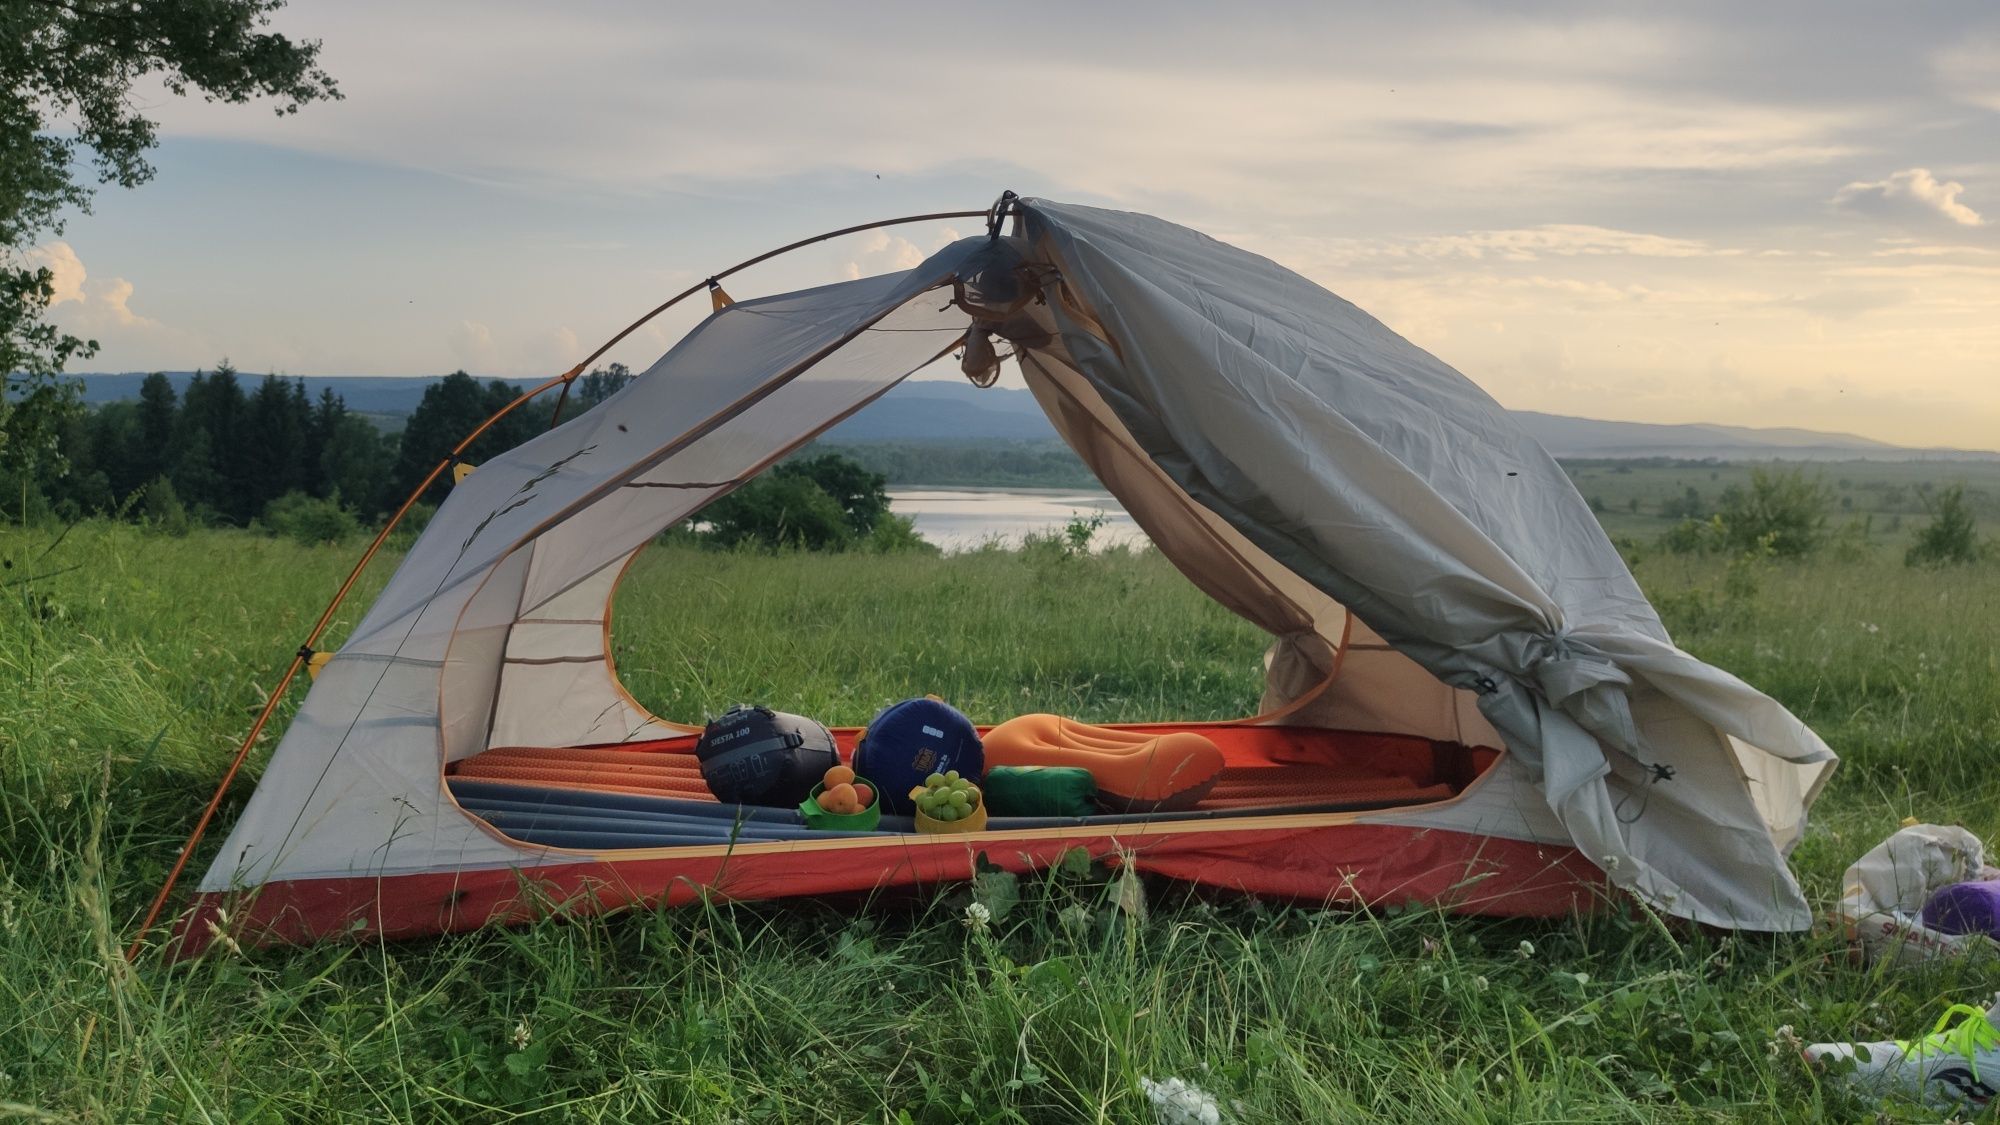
[157,196,1835,955]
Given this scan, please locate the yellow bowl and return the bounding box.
[910,787,987,834]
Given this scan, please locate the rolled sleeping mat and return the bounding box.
[450,777,781,820]
[473,808,866,843]
[450,777,918,835]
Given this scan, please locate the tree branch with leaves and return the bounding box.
[0,0,337,481]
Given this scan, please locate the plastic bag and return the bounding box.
[1836,822,1999,964]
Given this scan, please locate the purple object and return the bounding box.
[1921,879,2000,939]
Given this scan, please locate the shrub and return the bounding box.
[1906,484,1981,568]
[700,474,853,550]
[1659,518,1711,556]
[863,512,938,554]
[695,451,898,551]
[263,490,361,546]
[138,476,191,537]
[1714,468,1829,558]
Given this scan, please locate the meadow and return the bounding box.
[2,518,1998,1121]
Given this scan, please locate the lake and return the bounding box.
[887,487,1144,551]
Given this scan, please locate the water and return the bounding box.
[887,487,1144,551]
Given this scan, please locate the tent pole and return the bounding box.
[567,208,990,376]
[124,204,997,960]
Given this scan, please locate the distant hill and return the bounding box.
[1510,411,1995,462]
[62,371,1998,462]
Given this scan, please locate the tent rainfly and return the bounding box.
[158,196,1836,955]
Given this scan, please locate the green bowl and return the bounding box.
[800,777,882,831]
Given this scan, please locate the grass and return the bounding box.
[1,520,1998,1121]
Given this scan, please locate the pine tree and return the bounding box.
[246,374,307,516]
[135,373,178,485]
[321,413,387,515]
[304,388,344,498]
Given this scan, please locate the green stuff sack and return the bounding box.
[982,766,1096,818]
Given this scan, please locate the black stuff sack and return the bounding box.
[694,705,837,807]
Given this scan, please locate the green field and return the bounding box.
[3,520,1999,1121]
[1562,458,2000,545]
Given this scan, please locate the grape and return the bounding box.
[948,790,969,808]
[925,773,946,788]
[945,770,960,783]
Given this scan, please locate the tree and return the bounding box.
[135,372,178,484]
[694,451,897,551]
[1906,484,1982,568]
[320,411,387,515]
[392,372,495,503]
[245,374,308,513]
[1,0,337,480]
[575,363,634,411]
[775,453,890,533]
[1714,468,1830,559]
[700,473,854,551]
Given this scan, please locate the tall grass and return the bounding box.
[1,522,1997,1121]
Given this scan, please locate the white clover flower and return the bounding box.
[1767,1024,1802,1060]
[1474,975,1490,993]
[964,902,991,930]
[510,1019,532,1050]
[1516,939,1536,959]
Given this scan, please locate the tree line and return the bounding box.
[6,363,636,530]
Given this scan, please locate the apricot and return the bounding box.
[824,764,856,787]
[852,783,874,808]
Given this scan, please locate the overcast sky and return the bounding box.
[32,1,2000,447]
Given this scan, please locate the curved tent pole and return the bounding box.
[126,205,996,961]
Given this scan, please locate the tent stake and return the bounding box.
[124,204,997,961]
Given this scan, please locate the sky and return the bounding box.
[28,0,2000,448]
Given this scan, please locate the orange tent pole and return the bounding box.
[124,205,998,961]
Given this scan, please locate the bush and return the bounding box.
[1906,484,1981,568]
[139,476,190,537]
[1714,468,1829,558]
[700,474,853,550]
[694,451,902,552]
[1659,517,1711,556]
[263,490,361,546]
[863,512,938,554]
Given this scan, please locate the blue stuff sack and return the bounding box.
[854,697,983,816]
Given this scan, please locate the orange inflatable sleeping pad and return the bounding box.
[452,747,715,801]
[983,713,1227,811]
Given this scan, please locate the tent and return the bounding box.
[164,196,1837,954]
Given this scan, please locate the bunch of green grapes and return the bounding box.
[913,770,981,822]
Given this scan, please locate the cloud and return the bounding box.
[1830,168,1985,226]
[1934,36,2000,111]
[27,241,161,331]
[448,319,497,370]
[1410,225,1731,262]
[29,242,87,304]
[841,230,925,280]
